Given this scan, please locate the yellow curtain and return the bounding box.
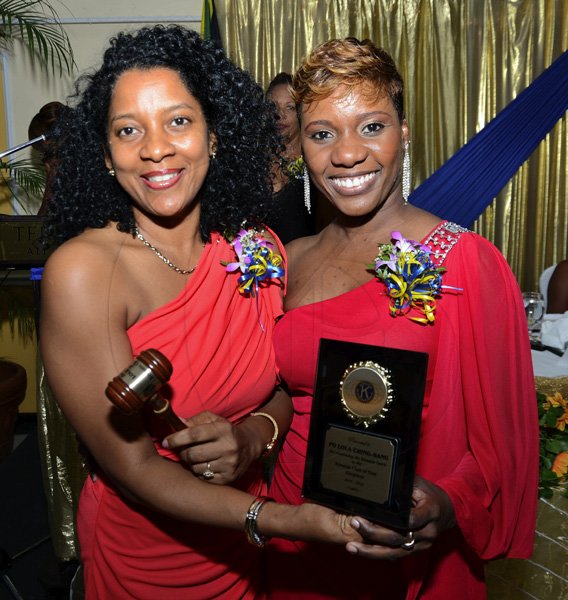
[215,0,567,291]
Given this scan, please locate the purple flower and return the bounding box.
[371,231,458,324]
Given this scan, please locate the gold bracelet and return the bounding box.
[245,496,274,547]
[250,411,278,458]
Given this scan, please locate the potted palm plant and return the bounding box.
[0,0,75,207]
[0,0,74,459]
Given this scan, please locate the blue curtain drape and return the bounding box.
[410,50,568,228]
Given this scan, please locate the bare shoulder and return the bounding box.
[260,228,283,253]
[552,260,568,279]
[44,226,130,286]
[41,226,135,324]
[404,206,445,240]
[547,260,568,313]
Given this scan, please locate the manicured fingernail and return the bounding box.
[162,439,169,449]
[351,518,360,529]
[346,543,358,554]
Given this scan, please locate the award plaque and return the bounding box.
[302,338,428,530]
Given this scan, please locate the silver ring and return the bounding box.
[202,463,215,480]
[401,531,415,550]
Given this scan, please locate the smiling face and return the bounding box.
[267,83,300,146]
[105,67,215,221]
[301,86,408,220]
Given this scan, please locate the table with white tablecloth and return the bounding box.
[531,348,568,377]
[531,313,568,377]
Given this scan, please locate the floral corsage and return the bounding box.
[224,227,284,297]
[370,231,459,324]
[285,156,306,180]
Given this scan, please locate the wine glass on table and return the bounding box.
[522,291,545,339]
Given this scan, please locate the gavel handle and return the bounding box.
[148,394,187,432]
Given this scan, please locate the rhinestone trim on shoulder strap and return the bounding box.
[424,221,469,267]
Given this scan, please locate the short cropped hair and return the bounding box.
[292,38,404,121]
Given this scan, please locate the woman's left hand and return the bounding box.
[162,411,260,485]
[345,475,456,559]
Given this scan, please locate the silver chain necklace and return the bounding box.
[134,227,200,275]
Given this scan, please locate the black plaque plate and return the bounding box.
[302,338,428,530]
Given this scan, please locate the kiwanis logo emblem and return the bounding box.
[355,381,375,402]
[340,361,393,427]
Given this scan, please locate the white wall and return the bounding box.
[0,2,204,411]
[3,0,203,211]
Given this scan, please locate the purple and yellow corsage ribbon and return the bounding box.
[225,228,284,297]
[372,231,460,324]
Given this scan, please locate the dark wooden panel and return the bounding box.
[0,216,54,269]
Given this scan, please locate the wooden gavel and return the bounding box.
[105,349,186,432]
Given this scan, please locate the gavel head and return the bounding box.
[105,349,173,415]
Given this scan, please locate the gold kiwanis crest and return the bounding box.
[340,361,393,427]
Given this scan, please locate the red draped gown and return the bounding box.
[267,222,538,600]
[77,232,283,599]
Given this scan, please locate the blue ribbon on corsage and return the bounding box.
[371,231,461,324]
[224,227,284,329]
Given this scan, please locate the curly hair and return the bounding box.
[45,25,281,245]
[292,38,404,121]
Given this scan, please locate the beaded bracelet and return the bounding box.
[245,496,274,547]
[250,411,279,458]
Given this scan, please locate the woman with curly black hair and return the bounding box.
[40,25,362,599]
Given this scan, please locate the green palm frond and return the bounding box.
[1,157,46,211]
[0,0,75,75]
[0,281,36,345]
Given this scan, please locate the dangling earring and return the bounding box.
[402,141,411,205]
[108,168,115,177]
[303,163,311,214]
[210,151,216,160]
